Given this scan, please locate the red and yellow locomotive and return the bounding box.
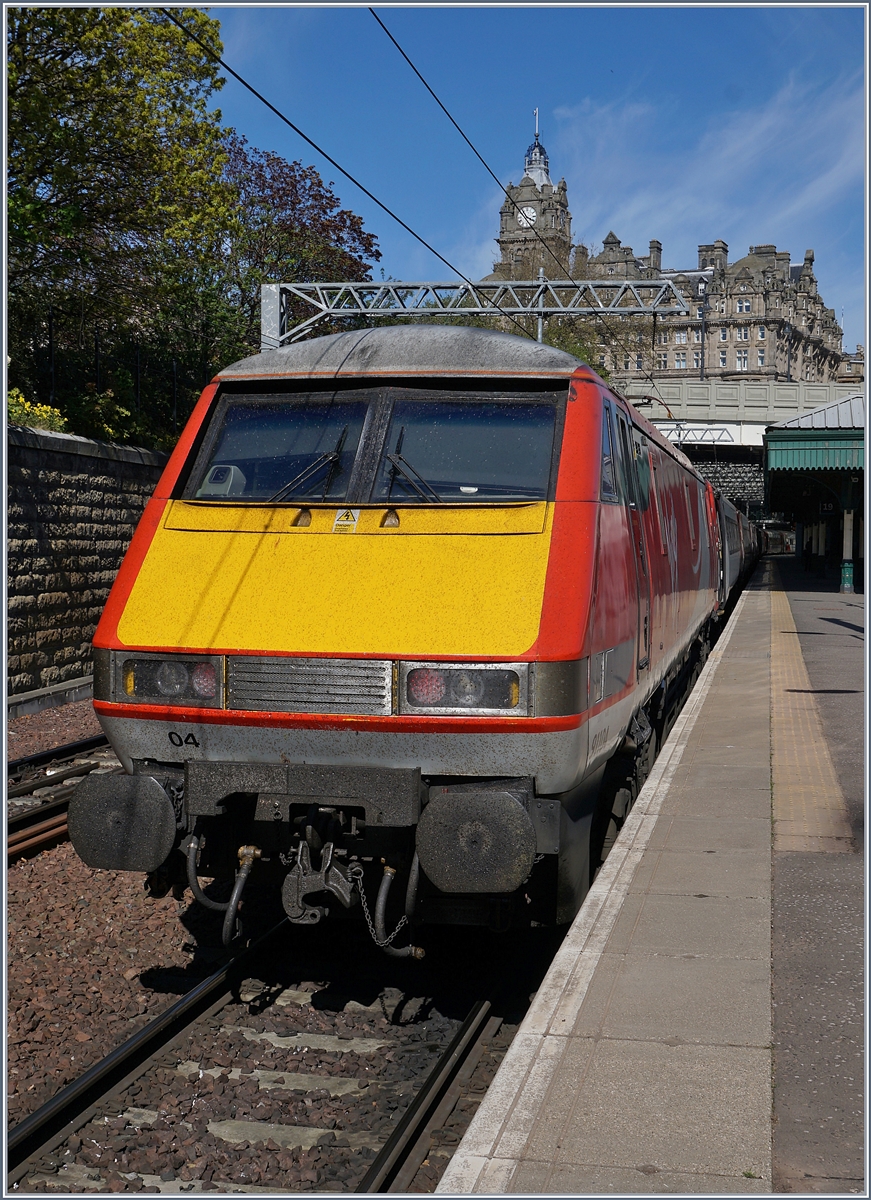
[70,325,736,952]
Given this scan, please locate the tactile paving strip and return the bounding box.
[770,572,852,853]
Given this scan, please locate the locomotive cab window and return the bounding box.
[185,386,564,505]
[371,397,558,504]
[186,393,369,503]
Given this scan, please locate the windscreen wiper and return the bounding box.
[268,427,348,503]
[385,427,441,502]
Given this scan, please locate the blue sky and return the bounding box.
[211,5,867,351]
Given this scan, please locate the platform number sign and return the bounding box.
[819,501,837,515]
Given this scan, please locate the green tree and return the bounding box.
[7,7,229,295]
[6,6,233,438]
[7,9,382,448]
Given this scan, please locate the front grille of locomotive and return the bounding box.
[227,657,392,715]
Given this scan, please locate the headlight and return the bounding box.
[115,654,224,707]
[400,663,528,715]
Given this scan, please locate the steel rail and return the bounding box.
[8,810,70,859]
[8,734,110,778]
[8,759,105,798]
[355,998,494,1193]
[6,921,288,1185]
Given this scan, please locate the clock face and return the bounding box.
[517,206,537,228]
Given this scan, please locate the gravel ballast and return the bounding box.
[8,699,103,761]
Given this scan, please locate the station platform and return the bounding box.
[439,559,864,1194]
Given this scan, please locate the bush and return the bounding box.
[62,387,135,442]
[7,388,68,432]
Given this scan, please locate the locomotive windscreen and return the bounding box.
[185,386,563,504]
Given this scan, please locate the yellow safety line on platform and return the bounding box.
[771,569,852,852]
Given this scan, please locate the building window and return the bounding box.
[737,299,751,313]
[656,331,669,345]
[719,350,727,368]
[675,351,687,369]
[804,362,813,380]
[607,267,615,275]
[693,350,702,369]
[846,362,853,373]
[623,356,631,370]
[736,350,748,370]
[656,352,668,370]
[636,356,643,370]
[737,326,749,341]
[758,325,766,340]
[693,328,702,343]
[599,355,606,368]
[719,327,728,341]
[757,350,765,367]
[675,330,687,344]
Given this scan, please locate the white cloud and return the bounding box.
[543,72,865,345]
[553,72,864,264]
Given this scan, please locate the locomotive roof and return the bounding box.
[218,325,585,381]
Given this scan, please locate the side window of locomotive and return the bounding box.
[186,395,369,502]
[649,452,669,554]
[600,406,619,501]
[616,414,638,508]
[372,398,557,503]
[630,430,651,511]
[684,481,697,548]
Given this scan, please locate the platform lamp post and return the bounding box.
[840,476,858,594]
[841,509,854,593]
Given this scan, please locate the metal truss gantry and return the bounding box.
[260,279,690,350]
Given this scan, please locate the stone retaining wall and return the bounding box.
[7,425,168,697]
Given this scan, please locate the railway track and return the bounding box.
[7,734,118,861]
[8,921,513,1193]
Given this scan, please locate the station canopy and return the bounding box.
[765,394,864,523]
[766,395,864,472]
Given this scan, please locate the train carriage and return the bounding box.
[70,325,732,952]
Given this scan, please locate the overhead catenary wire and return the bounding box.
[159,8,534,342]
[368,6,679,406]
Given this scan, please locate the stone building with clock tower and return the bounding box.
[486,131,576,280]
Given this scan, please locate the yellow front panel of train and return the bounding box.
[116,502,554,657]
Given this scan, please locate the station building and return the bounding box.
[485,128,863,520]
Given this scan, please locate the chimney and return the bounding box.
[648,240,662,272]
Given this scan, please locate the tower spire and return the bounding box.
[524,113,551,189]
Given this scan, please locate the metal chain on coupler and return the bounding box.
[348,862,408,948]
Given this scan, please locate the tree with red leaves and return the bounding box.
[220,132,381,348]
